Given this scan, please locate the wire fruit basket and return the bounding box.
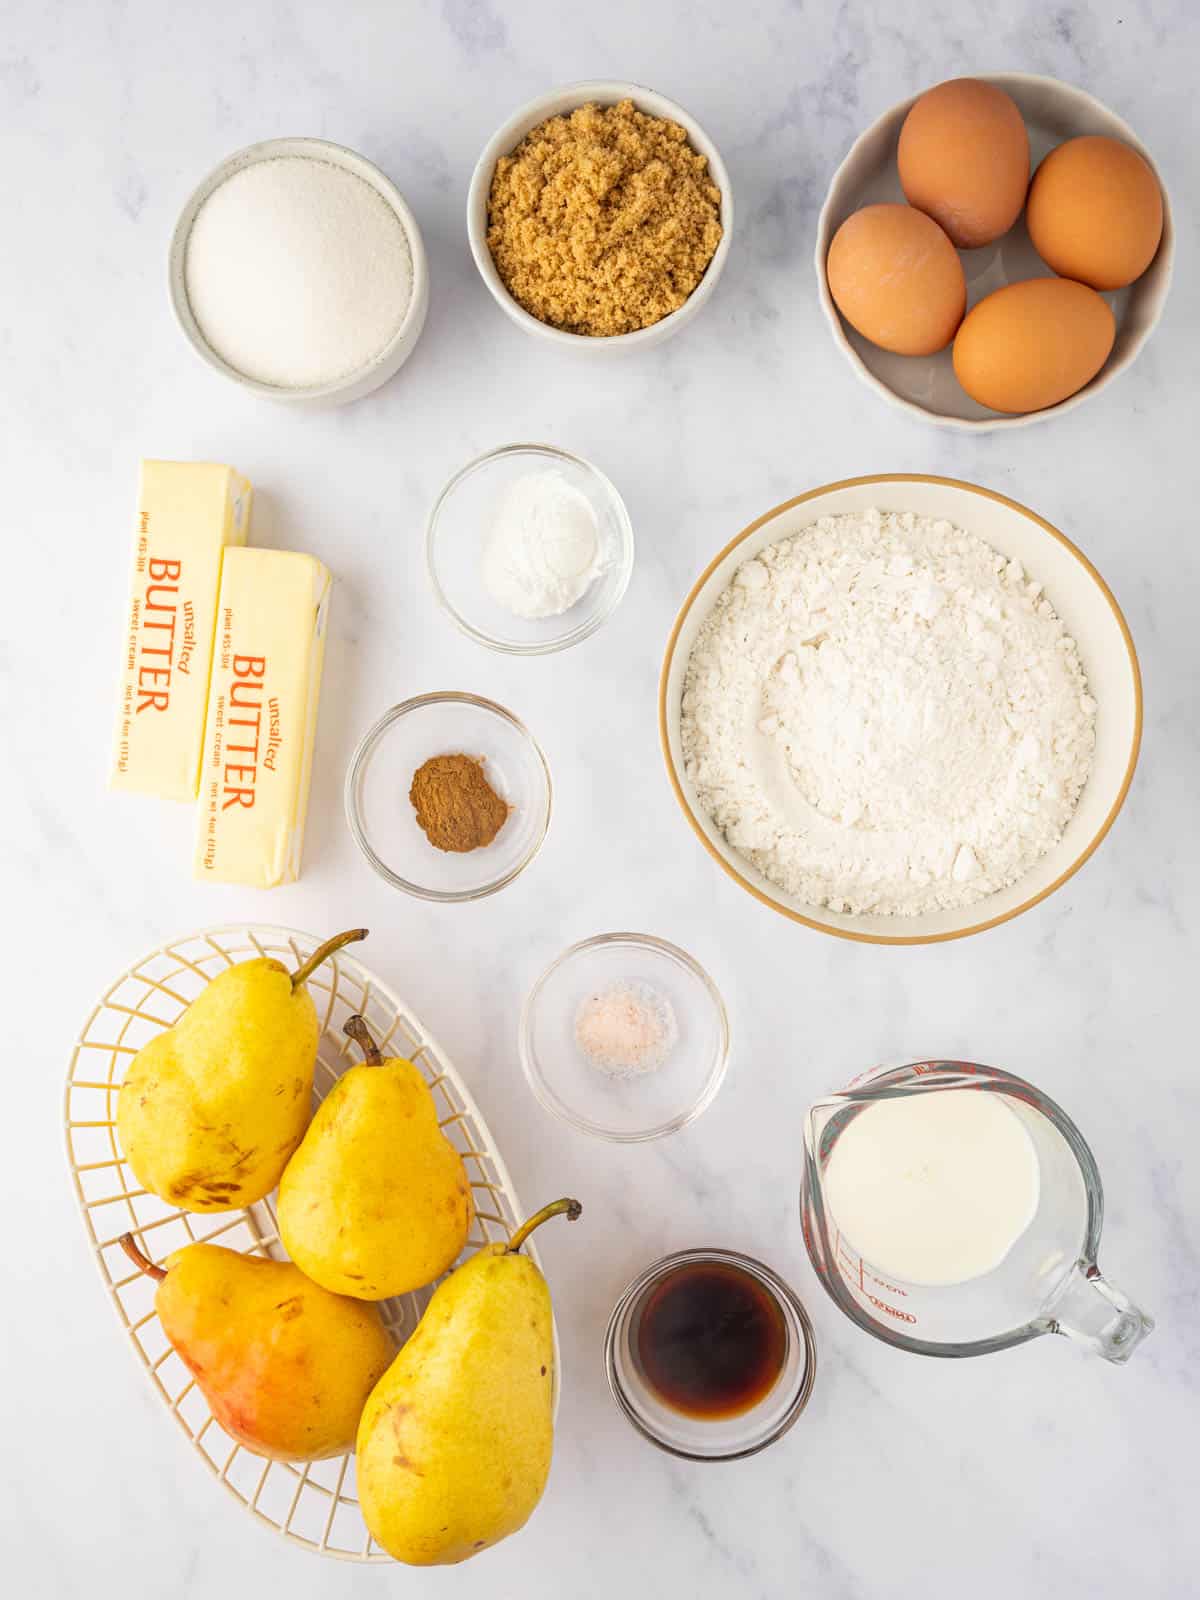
[64,924,548,1563]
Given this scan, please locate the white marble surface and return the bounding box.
[3,1,1196,1595]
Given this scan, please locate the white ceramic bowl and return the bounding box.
[815,75,1174,430]
[467,81,733,351]
[169,137,429,406]
[427,443,634,655]
[659,476,1142,945]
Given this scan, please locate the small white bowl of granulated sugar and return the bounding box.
[170,137,428,406]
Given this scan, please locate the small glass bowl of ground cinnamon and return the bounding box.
[345,692,551,901]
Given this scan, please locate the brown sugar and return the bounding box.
[409,753,509,853]
[486,99,724,338]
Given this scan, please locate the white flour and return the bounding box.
[680,508,1096,916]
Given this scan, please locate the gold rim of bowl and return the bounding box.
[657,473,1143,946]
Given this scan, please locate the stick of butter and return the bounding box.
[110,460,252,800]
[194,549,331,888]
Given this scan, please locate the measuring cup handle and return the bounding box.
[1042,1261,1155,1364]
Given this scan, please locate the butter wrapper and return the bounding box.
[194,549,330,888]
[110,460,251,800]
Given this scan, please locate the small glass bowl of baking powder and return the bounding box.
[520,933,729,1141]
[427,444,634,655]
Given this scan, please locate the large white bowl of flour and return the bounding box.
[659,475,1141,945]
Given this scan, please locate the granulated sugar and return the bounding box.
[185,155,413,389]
[680,508,1096,916]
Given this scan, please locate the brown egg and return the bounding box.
[953,278,1116,413]
[898,78,1030,249]
[826,204,966,356]
[1027,135,1163,290]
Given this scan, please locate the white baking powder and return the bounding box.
[185,155,413,389]
[681,508,1096,916]
[481,471,604,619]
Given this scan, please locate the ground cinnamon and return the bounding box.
[409,753,509,853]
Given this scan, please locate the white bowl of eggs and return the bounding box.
[815,74,1174,430]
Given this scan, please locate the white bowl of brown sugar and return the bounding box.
[467,81,733,350]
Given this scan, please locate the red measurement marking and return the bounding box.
[835,1258,919,1323]
[835,1241,858,1274]
[832,1240,908,1297]
[864,1291,918,1325]
[865,1271,907,1296]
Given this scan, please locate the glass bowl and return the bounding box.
[605,1248,817,1461]
[519,933,728,1142]
[426,443,634,655]
[344,692,551,901]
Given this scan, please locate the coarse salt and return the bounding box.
[575,981,678,1077]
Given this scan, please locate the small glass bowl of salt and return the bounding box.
[427,444,634,655]
[519,933,728,1142]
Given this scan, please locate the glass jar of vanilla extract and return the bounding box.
[604,1248,816,1460]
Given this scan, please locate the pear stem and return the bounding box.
[119,1233,167,1282]
[290,928,368,991]
[344,1014,382,1065]
[507,1198,583,1254]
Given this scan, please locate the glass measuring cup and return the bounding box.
[801,1060,1153,1362]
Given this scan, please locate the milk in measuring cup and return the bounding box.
[822,1090,1039,1286]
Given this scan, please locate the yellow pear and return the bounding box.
[278,1015,473,1299]
[119,1235,393,1461]
[356,1198,581,1566]
[117,930,366,1212]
